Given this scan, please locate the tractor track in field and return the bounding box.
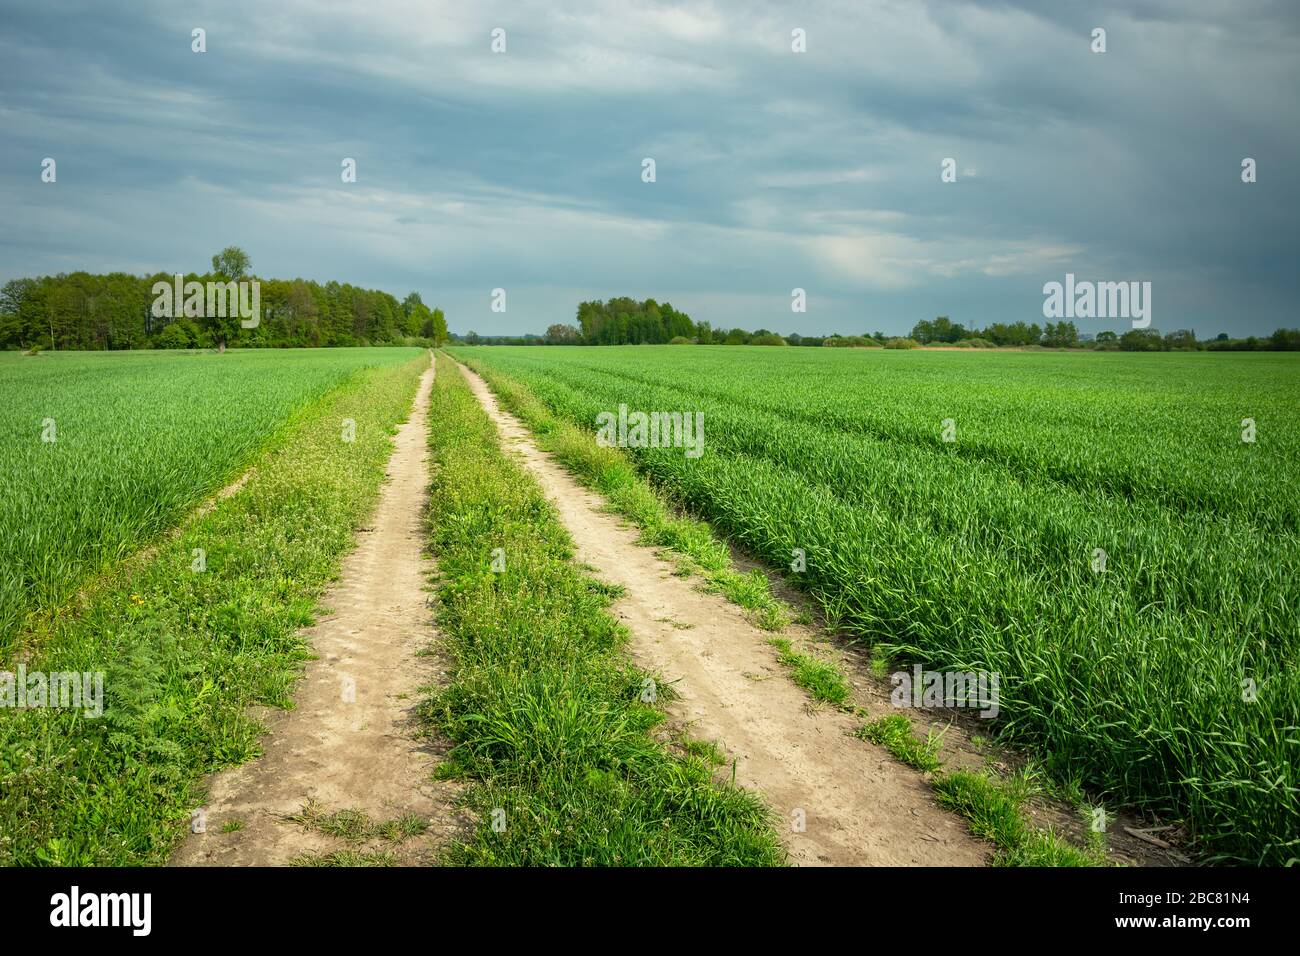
[455,360,989,867]
[9,464,259,669]
[173,357,466,866]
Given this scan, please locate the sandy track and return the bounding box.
[456,361,988,867]
[173,357,461,866]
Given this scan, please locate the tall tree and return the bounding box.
[546,323,581,344]
[210,246,251,279]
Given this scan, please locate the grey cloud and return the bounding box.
[0,0,1295,337]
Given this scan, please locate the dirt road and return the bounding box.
[173,357,460,866]
[456,361,987,867]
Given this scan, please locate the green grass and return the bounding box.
[860,713,1104,865]
[290,849,397,867]
[768,637,852,706]
[858,713,944,773]
[419,352,784,866]
[681,738,728,766]
[0,351,427,865]
[453,345,1300,864]
[287,801,429,843]
[0,348,423,653]
[934,770,1106,867]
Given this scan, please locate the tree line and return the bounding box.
[459,299,1299,352]
[907,316,1300,351]
[0,247,448,351]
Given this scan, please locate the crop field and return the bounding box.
[0,348,423,652]
[453,345,1300,864]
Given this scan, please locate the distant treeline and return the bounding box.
[906,316,1300,352]
[0,248,448,351]
[456,300,1300,352]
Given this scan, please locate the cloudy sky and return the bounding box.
[1,0,1296,337]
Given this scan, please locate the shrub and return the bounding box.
[883,337,919,350]
[1120,329,1164,352]
[154,320,197,350]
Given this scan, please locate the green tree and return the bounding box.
[429,307,448,345]
[1270,328,1300,350]
[406,301,433,338]
[1043,321,1079,348]
[210,246,251,279]
[204,247,254,350]
[1120,329,1163,351]
[155,319,198,349]
[401,291,424,315]
[546,323,581,344]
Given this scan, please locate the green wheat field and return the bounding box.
[454,345,1300,865]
